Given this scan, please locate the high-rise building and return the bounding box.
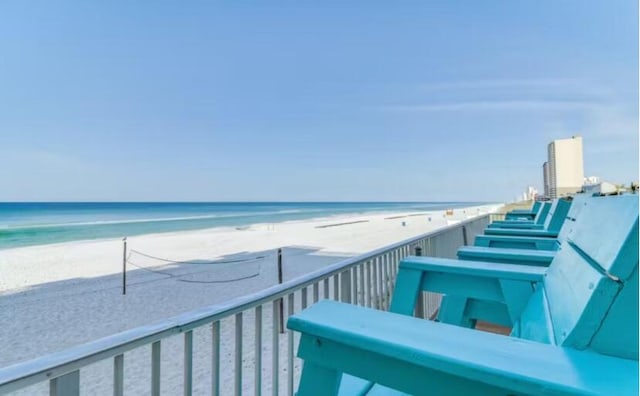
[547,135,584,199]
[542,161,550,198]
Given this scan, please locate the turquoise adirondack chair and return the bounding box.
[429,195,635,338]
[473,194,587,250]
[504,201,543,220]
[504,201,550,223]
[459,194,594,264]
[395,193,638,331]
[482,199,571,238]
[431,194,637,328]
[288,194,638,395]
[490,201,551,227]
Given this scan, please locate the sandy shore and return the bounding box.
[0,204,499,395]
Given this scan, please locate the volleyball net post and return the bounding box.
[122,237,127,295]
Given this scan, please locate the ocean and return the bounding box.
[0,202,486,249]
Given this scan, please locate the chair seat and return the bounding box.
[289,300,639,396]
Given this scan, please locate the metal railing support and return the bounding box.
[50,370,79,396]
[414,245,425,318]
[151,341,161,396]
[114,354,124,396]
[340,270,351,303]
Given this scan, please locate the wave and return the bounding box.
[1,213,247,230]
[1,202,487,231]
[0,208,333,230]
[273,209,306,214]
[0,202,494,249]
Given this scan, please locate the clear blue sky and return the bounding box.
[0,1,637,202]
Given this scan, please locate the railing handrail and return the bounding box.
[0,214,491,393]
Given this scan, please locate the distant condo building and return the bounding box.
[542,161,550,198]
[547,135,584,199]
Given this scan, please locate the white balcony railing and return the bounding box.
[0,214,492,396]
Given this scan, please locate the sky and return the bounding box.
[0,1,637,202]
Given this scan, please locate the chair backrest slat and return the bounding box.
[544,199,572,232]
[534,202,552,225]
[555,194,589,242]
[541,200,559,229]
[531,201,542,213]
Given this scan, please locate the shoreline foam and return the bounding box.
[0,202,496,250]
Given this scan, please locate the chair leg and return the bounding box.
[297,361,342,396]
[389,269,423,315]
[438,295,476,328]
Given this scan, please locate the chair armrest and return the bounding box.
[289,301,639,396]
[391,256,543,318]
[484,228,558,238]
[506,212,536,220]
[474,234,559,250]
[457,246,555,266]
[399,256,546,282]
[489,219,535,225]
[488,222,544,230]
[508,209,535,213]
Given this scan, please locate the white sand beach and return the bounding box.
[0,204,500,395]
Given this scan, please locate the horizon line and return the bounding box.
[0,200,498,204]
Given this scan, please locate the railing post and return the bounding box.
[122,237,127,295]
[287,294,295,396]
[152,341,161,396]
[184,331,193,396]
[340,270,351,303]
[114,354,124,396]
[234,313,243,396]
[365,261,372,307]
[254,306,262,396]
[50,371,79,396]
[462,225,468,246]
[414,245,425,318]
[278,248,285,333]
[358,264,365,305]
[271,300,280,396]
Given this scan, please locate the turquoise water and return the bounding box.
[0,202,486,249]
